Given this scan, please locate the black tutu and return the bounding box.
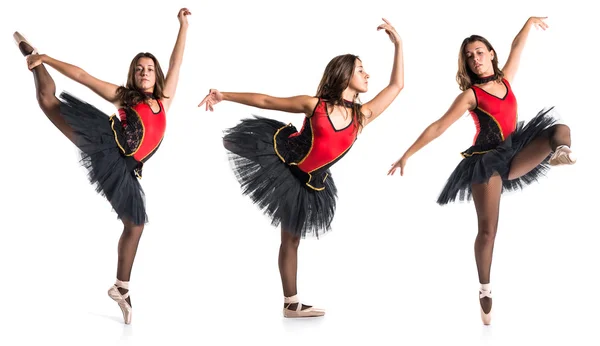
[59,91,147,225]
[437,107,558,205]
[223,116,337,238]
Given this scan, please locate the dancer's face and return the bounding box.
[347,59,369,93]
[134,57,156,92]
[464,41,495,77]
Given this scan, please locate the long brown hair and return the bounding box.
[316,54,367,133]
[456,35,504,91]
[116,52,168,107]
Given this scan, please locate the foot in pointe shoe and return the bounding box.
[549,145,576,166]
[283,295,325,318]
[13,32,38,56]
[108,279,132,324]
[479,283,492,325]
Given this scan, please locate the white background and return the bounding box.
[1,0,598,345]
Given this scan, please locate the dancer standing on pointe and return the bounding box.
[388,16,575,325]
[14,7,191,324]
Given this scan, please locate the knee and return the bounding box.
[553,124,570,135]
[223,138,237,153]
[281,233,301,251]
[37,92,58,113]
[546,123,570,137]
[477,221,497,242]
[123,220,145,236]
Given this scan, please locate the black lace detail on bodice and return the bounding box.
[473,109,503,147]
[461,108,504,157]
[275,117,313,164]
[120,108,144,154]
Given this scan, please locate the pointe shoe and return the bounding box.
[108,279,132,324]
[549,145,576,166]
[283,295,325,318]
[479,284,492,325]
[13,32,38,56]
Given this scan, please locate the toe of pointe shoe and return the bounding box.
[480,308,492,325]
[13,31,38,55]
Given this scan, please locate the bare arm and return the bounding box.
[162,8,191,112]
[200,90,319,117]
[29,54,120,106]
[404,90,475,158]
[362,19,404,126]
[502,16,549,83]
[388,90,475,176]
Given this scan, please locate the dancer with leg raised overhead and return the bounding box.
[13,7,191,324]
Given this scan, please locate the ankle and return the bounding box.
[479,283,492,298]
[284,294,299,304]
[114,279,130,291]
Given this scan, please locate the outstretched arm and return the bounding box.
[162,7,191,112]
[199,89,319,117]
[362,18,404,126]
[27,54,120,107]
[502,16,548,83]
[388,89,476,176]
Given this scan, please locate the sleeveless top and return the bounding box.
[110,98,166,178]
[274,99,358,190]
[462,78,518,157]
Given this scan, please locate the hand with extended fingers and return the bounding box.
[528,16,548,30]
[198,89,223,112]
[377,18,401,45]
[387,154,408,176]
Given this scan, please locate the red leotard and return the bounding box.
[275,99,357,190]
[118,99,166,163]
[468,78,518,148]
